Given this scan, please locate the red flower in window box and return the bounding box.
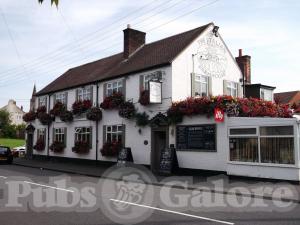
[139,90,150,106]
[50,102,66,117]
[33,138,45,151]
[49,141,65,153]
[100,92,124,110]
[72,100,92,115]
[100,141,122,157]
[86,107,102,121]
[72,141,90,154]
[23,111,36,122]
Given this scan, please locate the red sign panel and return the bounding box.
[214,108,224,122]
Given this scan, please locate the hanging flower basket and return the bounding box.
[37,112,53,125]
[50,141,65,153]
[100,141,122,157]
[60,110,74,122]
[135,112,149,127]
[118,101,136,119]
[139,90,150,106]
[33,138,45,151]
[72,141,90,154]
[36,106,47,114]
[23,111,36,122]
[72,100,92,115]
[86,107,102,121]
[100,92,124,110]
[50,102,66,117]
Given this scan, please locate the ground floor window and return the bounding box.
[105,125,123,143]
[37,128,46,141]
[54,128,66,144]
[75,127,92,147]
[229,126,295,165]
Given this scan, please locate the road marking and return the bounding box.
[0,176,7,179]
[24,181,74,193]
[110,199,234,225]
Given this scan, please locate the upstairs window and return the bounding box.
[195,74,209,97]
[143,72,163,90]
[38,96,47,108]
[107,81,123,96]
[77,86,92,101]
[226,81,238,97]
[55,92,67,105]
[260,89,273,101]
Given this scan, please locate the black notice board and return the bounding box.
[176,125,216,151]
[158,147,178,175]
[117,148,133,166]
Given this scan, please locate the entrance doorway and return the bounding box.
[25,124,35,159]
[151,127,168,173]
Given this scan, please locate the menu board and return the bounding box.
[176,125,216,151]
[158,147,178,175]
[117,148,133,166]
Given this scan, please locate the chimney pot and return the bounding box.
[239,49,243,57]
[127,24,131,29]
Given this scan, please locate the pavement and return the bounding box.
[0,164,300,225]
[13,157,300,202]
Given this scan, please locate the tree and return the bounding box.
[38,0,59,6]
[0,110,11,130]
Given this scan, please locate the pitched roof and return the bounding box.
[36,23,212,96]
[274,91,300,104]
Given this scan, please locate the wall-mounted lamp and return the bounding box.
[213,26,219,37]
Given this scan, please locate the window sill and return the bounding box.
[176,149,217,153]
[227,161,298,168]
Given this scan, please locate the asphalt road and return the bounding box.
[0,164,300,225]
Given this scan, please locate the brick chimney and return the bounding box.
[235,49,251,84]
[123,24,146,59]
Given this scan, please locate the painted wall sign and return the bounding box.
[196,32,228,78]
[149,81,162,104]
[214,108,224,122]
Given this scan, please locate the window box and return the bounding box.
[100,92,124,110]
[33,137,45,151]
[50,102,66,117]
[139,90,150,106]
[72,141,90,154]
[50,141,65,153]
[36,106,47,114]
[72,100,92,115]
[100,141,122,157]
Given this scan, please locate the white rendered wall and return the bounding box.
[171,23,243,101]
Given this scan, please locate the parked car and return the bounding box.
[0,146,13,164]
[12,146,26,157]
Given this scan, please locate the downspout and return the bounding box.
[47,94,51,159]
[96,84,99,162]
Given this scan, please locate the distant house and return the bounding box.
[1,99,25,125]
[274,91,300,105]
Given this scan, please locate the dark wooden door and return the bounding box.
[151,129,168,173]
[26,133,33,159]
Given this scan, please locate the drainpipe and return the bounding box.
[47,94,51,159]
[96,84,99,162]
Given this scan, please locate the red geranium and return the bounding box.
[100,92,124,110]
[100,141,122,157]
[72,100,92,115]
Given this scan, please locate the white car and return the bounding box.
[12,146,26,157]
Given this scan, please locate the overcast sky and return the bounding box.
[0,0,299,111]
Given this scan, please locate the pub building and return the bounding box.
[25,23,300,181]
